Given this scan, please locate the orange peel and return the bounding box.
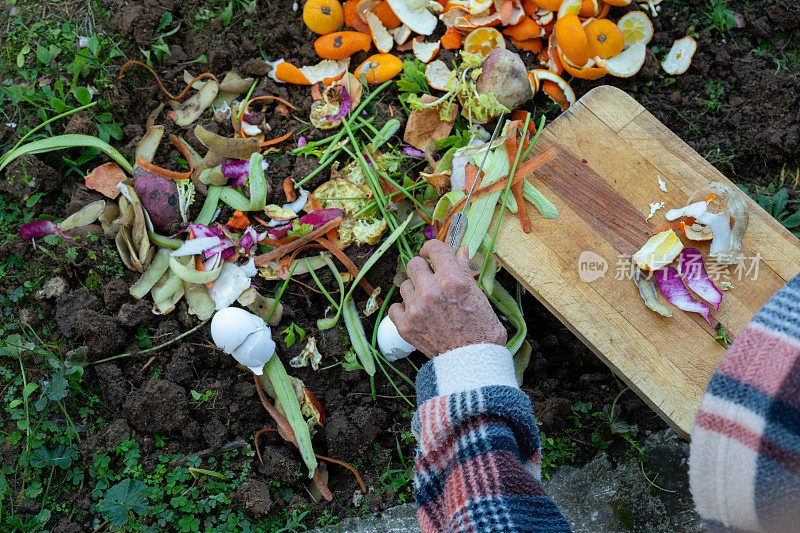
[354,53,403,83]
[584,18,624,59]
[559,49,608,79]
[503,15,544,40]
[366,11,394,53]
[425,60,455,90]
[511,36,543,52]
[440,26,464,49]
[554,13,589,66]
[304,0,345,34]
[531,69,575,110]
[412,39,441,63]
[594,41,645,77]
[314,31,373,59]
[371,0,402,28]
[662,36,697,75]
[269,58,350,85]
[532,0,561,10]
[557,0,583,19]
[603,0,631,5]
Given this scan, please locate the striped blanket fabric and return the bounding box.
[412,343,570,532]
[690,274,800,532]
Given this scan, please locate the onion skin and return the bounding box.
[19,220,59,240]
[677,248,723,310]
[476,49,531,112]
[654,266,711,324]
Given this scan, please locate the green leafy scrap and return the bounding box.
[287,218,314,238]
[281,322,306,348]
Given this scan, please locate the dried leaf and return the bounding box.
[85,163,126,199]
[403,94,457,151]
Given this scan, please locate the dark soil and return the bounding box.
[2,0,799,529]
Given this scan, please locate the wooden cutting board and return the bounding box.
[493,85,800,438]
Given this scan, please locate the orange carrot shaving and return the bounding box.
[119,60,219,101]
[135,134,195,180]
[504,124,532,233]
[226,210,250,231]
[315,237,376,296]
[253,376,333,501]
[259,130,294,148]
[388,105,394,118]
[437,147,556,240]
[254,218,342,266]
[283,178,297,203]
[705,193,716,203]
[239,95,298,138]
[255,428,366,493]
[412,174,433,225]
[511,110,538,137]
[314,454,367,493]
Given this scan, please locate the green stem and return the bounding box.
[305,258,340,311]
[237,78,259,121]
[9,101,98,155]
[267,262,298,322]
[478,114,543,287]
[91,319,210,365]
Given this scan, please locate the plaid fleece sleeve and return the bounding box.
[412,343,570,532]
[690,274,800,532]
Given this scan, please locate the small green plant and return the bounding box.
[700,80,726,115]
[281,322,307,348]
[703,0,736,34]
[539,431,577,479]
[190,389,218,407]
[740,184,800,236]
[136,328,153,349]
[715,323,732,346]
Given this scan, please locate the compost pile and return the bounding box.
[2,0,799,527]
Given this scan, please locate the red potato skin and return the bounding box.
[133,166,182,234]
[476,49,531,111]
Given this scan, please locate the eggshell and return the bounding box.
[377,315,415,362]
[211,307,275,374]
[210,307,266,352]
[232,329,275,375]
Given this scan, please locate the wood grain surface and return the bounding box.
[493,85,800,437]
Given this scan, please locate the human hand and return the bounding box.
[388,240,507,358]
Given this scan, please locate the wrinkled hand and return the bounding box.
[388,240,507,358]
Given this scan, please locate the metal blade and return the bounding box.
[447,113,506,249]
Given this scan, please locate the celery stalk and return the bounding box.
[262,357,318,478]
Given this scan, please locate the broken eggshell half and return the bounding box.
[211,306,276,374]
[376,315,415,362]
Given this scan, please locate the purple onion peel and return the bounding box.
[325,87,351,122]
[423,225,436,240]
[655,266,711,324]
[403,146,426,159]
[677,248,723,310]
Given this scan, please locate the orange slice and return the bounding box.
[554,13,589,65]
[633,229,684,270]
[463,27,506,56]
[557,0,583,18]
[618,10,653,46]
[584,18,624,59]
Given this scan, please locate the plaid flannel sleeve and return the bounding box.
[412,343,571,532]
[690,274,800,532]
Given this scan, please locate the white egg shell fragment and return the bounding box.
[210,307,275,374]
[377,315,415,362]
